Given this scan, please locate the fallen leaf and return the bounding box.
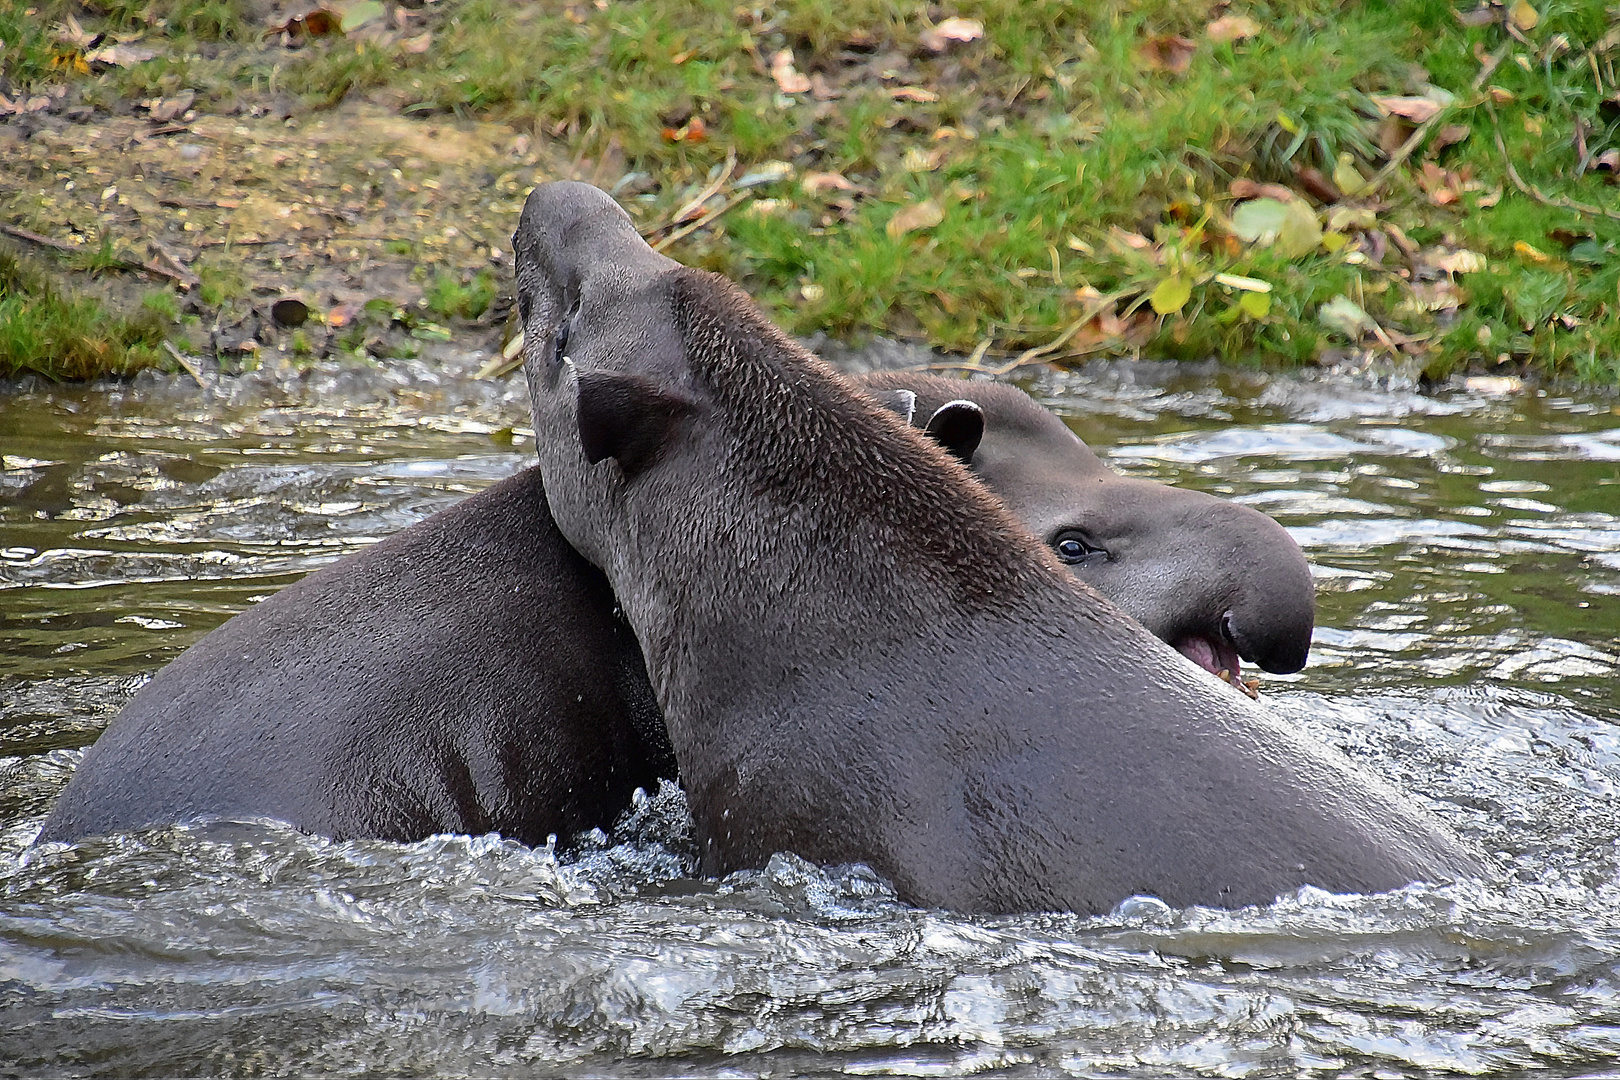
[919,16,984,52]
[1509,0,1539,31]
[1137,34,1196,74]
[886,199,943,239]
[1514,240,1553,263]
[1487,86,1515,104]
[1229,198,1290,242]
[1293,166,1341,204]
[1214,273,1272,293]
[1453,5,1498,27]
[265,9,341,40]
[736,161,794,188]
[340,0,387,32]
[770,49,810,94]
[1150,276,1192,315]
[1372,95,1443,123]
[1206,15,1260,43]
[802,171,858,194]
[1433,124,1471,152]
[327,302,360,327]
[1431,249,1487,273]
[399,31,432,53]
[1229,179,1297,202]
[1332,153,1367,197]
[1318,295,1373,338]
[55,15,95,47]
[86,43,159,66]
[890,86,939,102]
[1239,291,1272,319]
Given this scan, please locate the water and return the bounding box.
[2,352,1618,1076]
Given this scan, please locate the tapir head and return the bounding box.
[862,375,1316,680]
[511,181,696,566]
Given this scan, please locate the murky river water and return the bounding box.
[1,351,1618,1076]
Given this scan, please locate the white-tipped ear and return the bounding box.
[872,388,918,426]
[924,399,984,465]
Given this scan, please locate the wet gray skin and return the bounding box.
[513,180,1484,914]
[863,372,1315,683]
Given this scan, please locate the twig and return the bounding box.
[0,222,196,286]
[927,292,1128,376]
[163,341,208,387]
[1487,100,1620,222]
[650,190,751,253]
[149,240,200,290]
[669,147,738,227]
[1365,43,1510,194]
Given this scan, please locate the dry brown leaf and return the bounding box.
[886,199,943,239]
[770,49,810,94]
[399,31,432,53]
[1430,248,1487,274]
[1206,15,1260,43]
[55,15,95,48]
[801,171,858,194]
[890,86,939,102]
[919,16,984,52]
[86,43,159,66]
[1137,33,1196,74]
[1432,123,1471,152]
[1230,178,1298,202]
[1487,85,1515,104]
[1509,0,1539,31]
[1372,95,1443,123]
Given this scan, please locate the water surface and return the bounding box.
[2,353,1618,1076]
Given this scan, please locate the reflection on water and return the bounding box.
[2,354,1619,1076]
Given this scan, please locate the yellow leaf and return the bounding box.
[1321,231,1348,253]
[1332,153,1366,198]
[886,199,944,239]
[1510,0,1539,31]
[1239,291,1271,319]
[1514,241,1552,263]
[1150,275,1192,315]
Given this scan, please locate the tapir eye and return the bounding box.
[552,318,570,364]
[1051,530,1108,566]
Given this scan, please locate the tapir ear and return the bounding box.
[872,388,918,426]
[924,400,984,465]
[575,369,693,474]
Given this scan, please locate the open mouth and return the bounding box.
[1173,634,1260,699]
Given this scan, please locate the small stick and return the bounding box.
[1487,101,1620,222]
[926,292,1128,376]
[669,146,738,227]
[1364,43,1509,194]
[149,240,200,290]
[650,190,750,253]
[163,340,208,387]
[0,223,196,286]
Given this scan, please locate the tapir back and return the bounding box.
[36,467,669,846]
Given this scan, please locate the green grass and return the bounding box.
[6,0,1619,383]
[423,269,497,321]
[0,252,170,380]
